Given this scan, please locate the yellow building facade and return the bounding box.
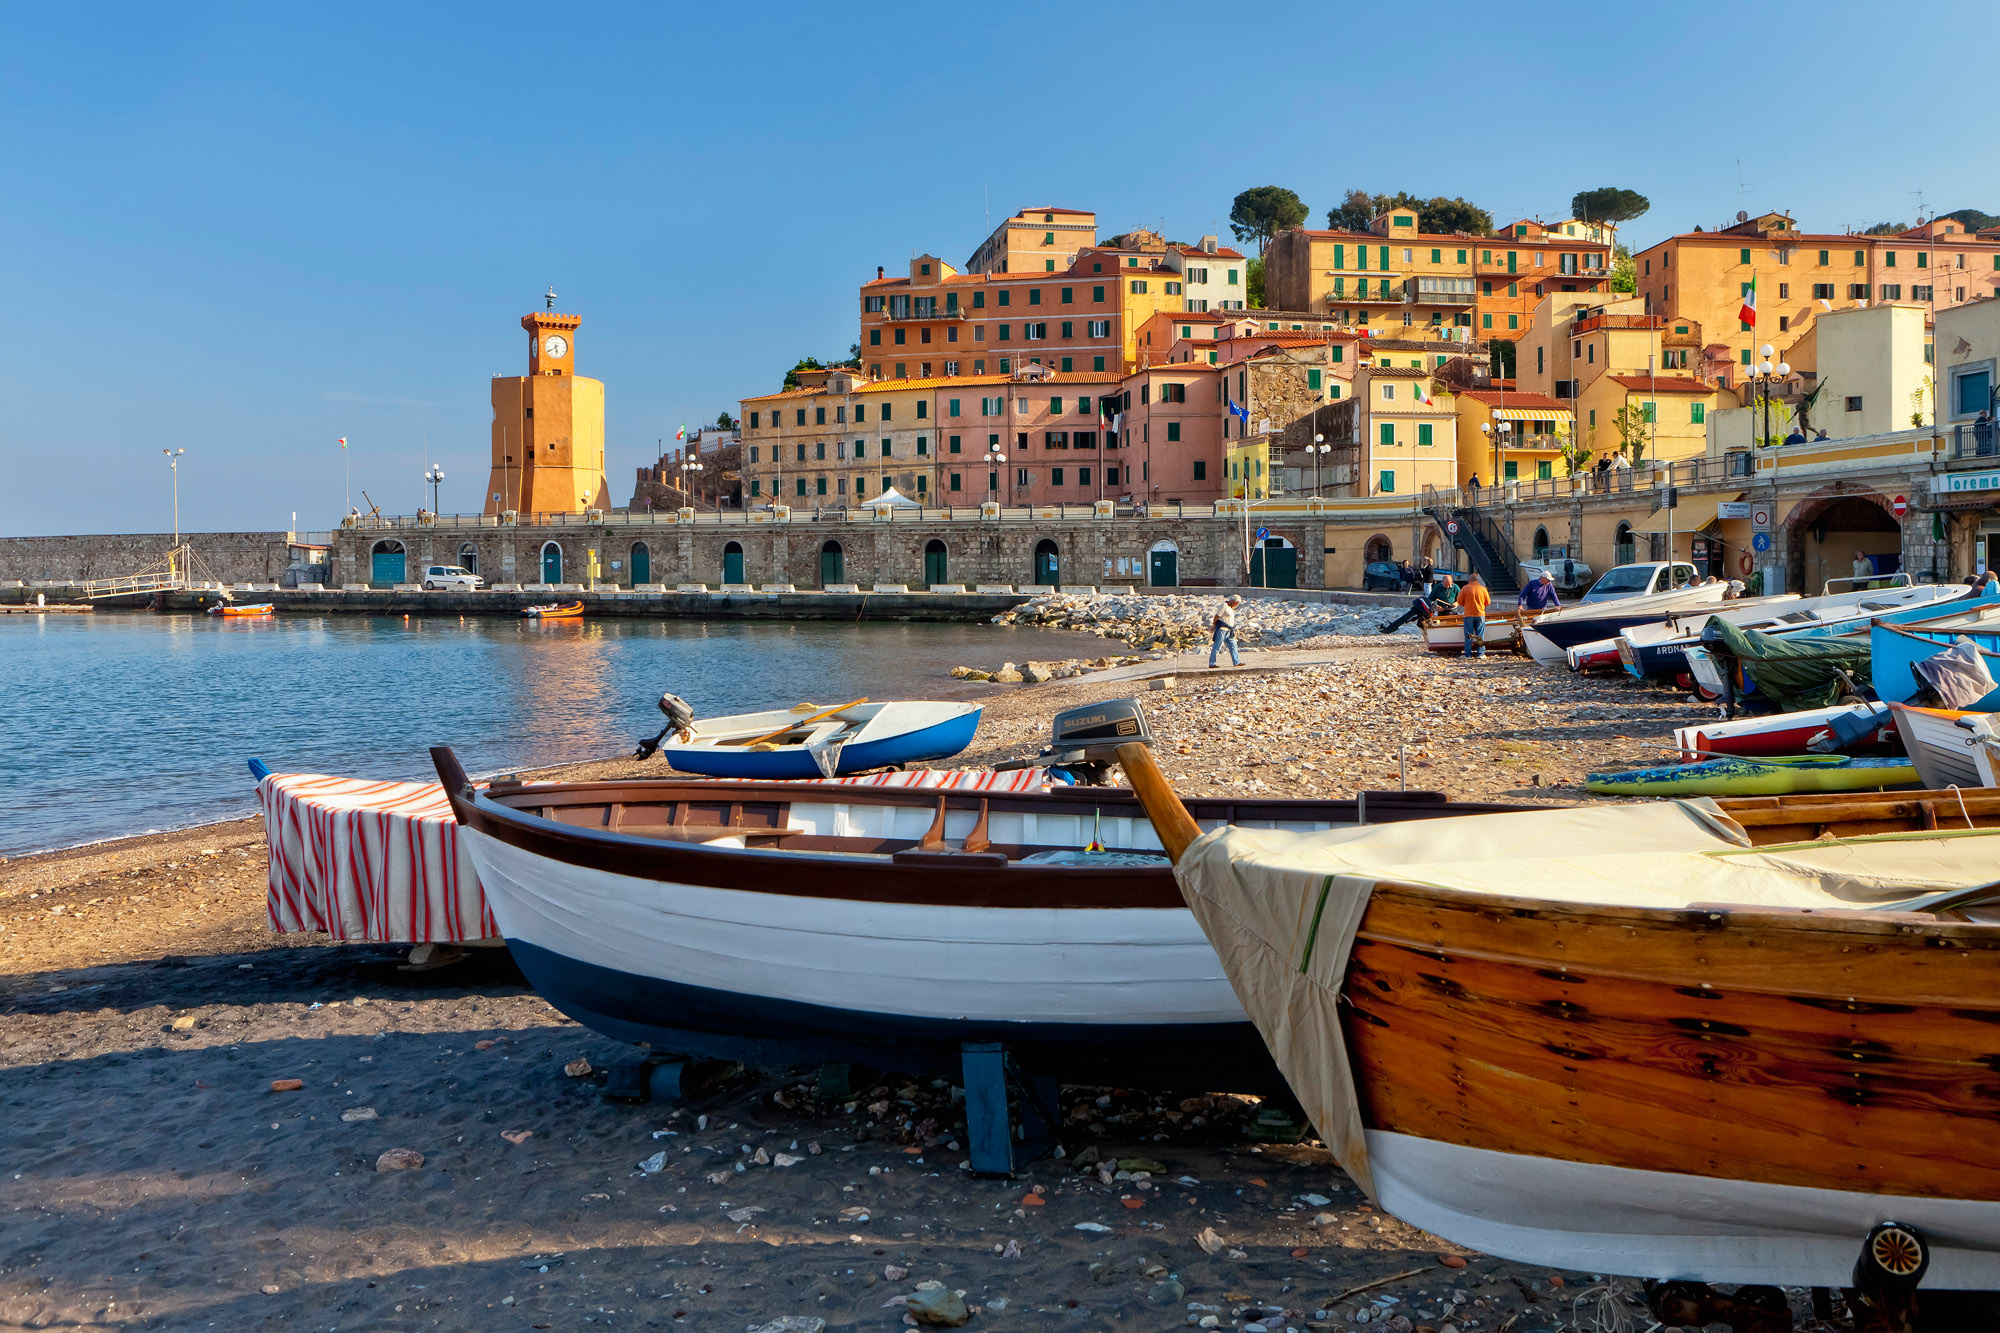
[1452,390,1574,487]
[484,310,610,516]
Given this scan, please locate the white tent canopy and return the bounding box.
[867,487,921,508]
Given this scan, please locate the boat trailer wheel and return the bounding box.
[1856,1220,1930,1292]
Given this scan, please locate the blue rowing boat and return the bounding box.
[654,700,983,779]
[1871,613,2000,704]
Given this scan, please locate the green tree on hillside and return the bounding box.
[1326,189,1375,230]
[1570,187,1650,225]
[1863,221,1908,235]
[1228,186,1309,255]
[1326,191,1493,236]
[1944,208,2000,232]
[1246,257,1265,308]
[1612,243,1636,292]
[781,356,824,389]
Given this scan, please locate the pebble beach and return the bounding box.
[3,594,1833,1331]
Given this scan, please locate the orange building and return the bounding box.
[483,308,610,516]
[1632,211,2000,383]
[1264,212,1613,340]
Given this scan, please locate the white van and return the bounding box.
[422,565,485,591]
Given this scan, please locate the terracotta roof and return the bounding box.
[1645,230,2000,250]
[1153,310,1230,323]
[1458,390,1569,411]
[1018,207,1095,216]
[856,371,1116,392]
[1607,375,1716,394]
[739,386,826,404]
[1221,332,1361,347]
[1365,366,1433,379]
[1174,244,1246,259]
[1289,227,1608,251]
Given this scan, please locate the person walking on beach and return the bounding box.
[1209,594,1243,668]
[1457,572,1492,658]
[1379,572,1457,633]
[1516,569,1561,620]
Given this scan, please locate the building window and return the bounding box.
[1739,248,1751,265]
[1193,460,1206,480]
[949,472,961,491]
[1129,280,1148,294]
[1846,396,1864,411]
[1813,283,1835,299]
[1051,467,1064,486]
[1379,469,1395,493]
[1691,402,1706,424]
[1166,422,1180,441]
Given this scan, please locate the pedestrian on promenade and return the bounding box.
[1418,554,1434,588]
[1209,594,1243,668]
[1380,572,1457,634]
[1399,558,1417,592]
[1852,549,1874,584]
[1458,572,1492,658]
[1516,569,1561,619]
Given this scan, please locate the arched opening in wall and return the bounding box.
[1033,539,1060,586]
[370,540,406,586]
[540,541,564,585]
[819,540,844,587]
[1614,523,1635,567]
[630,541,651,586]
[1363,534,1393,563]
[1421,528,1442,565]
[1788,493,1903,594]
[1532,527,1550,560]
[722,541,745,585]
[457,543,479,577]
[1250,534,1298,588]
[923,539,948,587]
[1147,539,1179,587]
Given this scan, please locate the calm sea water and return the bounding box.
[0,612,1101,856]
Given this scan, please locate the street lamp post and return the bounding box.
[1748,343,1792,448]
[986,445,1008,506]
[424,464,445,516]
[1478,419,1512,496]
[679,455,705,508]
[1307,432,1332,497]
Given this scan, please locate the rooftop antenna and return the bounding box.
[1913,188,1928,224]
[545,285,557,310]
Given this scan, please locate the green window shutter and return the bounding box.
[1642,401,1656,423]
[1588,409,1596,427]
[1228,269,1239,284]
[1458,249,1467,263]
[1536,461,1552,480]
[1691,403,1706,424]
[1379,423,1395,447]
[1482,313,1493,328]
[1333,244,1344,270]
[1166,421,1180,442]
[1044,260,1055,271]
[1508,315,1519,330]
[948,398,960,417]
[1051,397,1063,413]
[1330,345,1344,362]
[1918,252,1928,268]
[1507,251,1517,273]
[1379,469,1396,494]
[1886,251,1897,267]
[1379,246,1389,269]
[1093,356,1104,371]
[1329,384,1340,399]
[1307,369,1322,390]
[1060,356,1072,372]
[1741,349,1752,364]
[1417,423,1433,446]
[1356,246,1367,270]
[1740,248,1752,264]
[1431,248,1441,263]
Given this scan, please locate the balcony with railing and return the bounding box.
[1571,314,1665,335]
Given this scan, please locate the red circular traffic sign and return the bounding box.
[1445,520,1461,535]
[1892,494,1908,518]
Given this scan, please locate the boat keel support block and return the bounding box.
[960,1042,1059,1179]
[602,1056,739,1105]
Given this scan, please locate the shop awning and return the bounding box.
[1636,490,1740,534]
[1493,407,1571,423]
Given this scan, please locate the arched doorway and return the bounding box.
[1613,522,1635,566]
[540,541,564,585]
[1250,535,1298,588]
[1147,539,1179,587]
[630,541,651,586]
[370,540,406,586]
[923,539,948,586]
[457,543,479,577]
[1532,527,1550,560]
[722,541,745,585]
[1362,535,1393,563]
[1033,539,1060,586]
[1787,493,1903,593]
[820,540,844,586]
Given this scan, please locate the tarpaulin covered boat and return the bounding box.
[1614,582,1968,681]
[1698,616,1874,714]
[1112,743,2000,1293]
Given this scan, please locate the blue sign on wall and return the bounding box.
[1255,527,1269,541]
[1751,532,1772,553]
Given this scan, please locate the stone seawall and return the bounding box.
[0,532,304,584]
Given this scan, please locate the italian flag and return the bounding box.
[676,424,686,441]
[1739,275,1757,327]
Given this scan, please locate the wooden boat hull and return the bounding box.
[1168,790,2000,1286]
[1873,620,2000,705]
[1674,702,1897,761]
[521,601,584,619]
[1586,754,1917,796]
[443,773,1518,1087]
[1420,614,1526,654]
[1887,702,1988,790]
[209,603,274,616]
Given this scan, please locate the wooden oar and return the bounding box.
[1115,741,1203,865]
[739,697,869,749]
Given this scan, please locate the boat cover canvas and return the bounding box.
[1917,636,1998,709]
[1173,802,2000,1202]
[1702,617,1871,711]
[261,767,1051,942]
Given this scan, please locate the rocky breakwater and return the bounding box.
[994,592,1395,652]
[951,654,1144,684]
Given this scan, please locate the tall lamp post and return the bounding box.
[985,444,1009,506]
[679,454,705,508]
[424,464,445,516]
[1306,432,1333,497]
[162,448,185,579]
[1748,343,1791,448]
[1478,419,1512,495]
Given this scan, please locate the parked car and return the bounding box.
[1576,561,1698,605]
[1519,549,1594,591]
[1361,561,1409,591]
[422,565,485,591]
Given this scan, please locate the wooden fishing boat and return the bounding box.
[1674,700,1897,761]
[1613,583,1970,682]
[1561,637,1624,671]
[430,743,1522,1090]
[208,602,274,617]
[1887,702,1990,790]
[520,601,584,619]
[1872,615,2000,705]
[653,700,983,779]
[1418,612,1528,654]
[1585,752,1917,796]
[1104,722,2000,1293]
[1517,583,1732,665]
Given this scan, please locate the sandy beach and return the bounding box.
[2,629,1788,1331]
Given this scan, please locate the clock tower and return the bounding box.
[484,306,610,517]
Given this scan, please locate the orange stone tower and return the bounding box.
[484,305,610,516]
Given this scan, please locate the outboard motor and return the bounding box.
[996,699,1153,785]
[634,691,698,759]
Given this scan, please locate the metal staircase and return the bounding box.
[1419,488,1520,596]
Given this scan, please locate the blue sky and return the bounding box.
[4,1,1996,536]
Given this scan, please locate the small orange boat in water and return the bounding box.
[208,603,274,617]
[520,601,584,620]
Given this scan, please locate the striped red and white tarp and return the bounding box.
[260,773,495,943]
[259,767,1049,942]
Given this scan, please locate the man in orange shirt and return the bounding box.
[1456,572,1492,659]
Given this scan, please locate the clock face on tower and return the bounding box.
[544,335,569,359]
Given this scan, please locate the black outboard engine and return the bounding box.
[996,699,1152,785]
